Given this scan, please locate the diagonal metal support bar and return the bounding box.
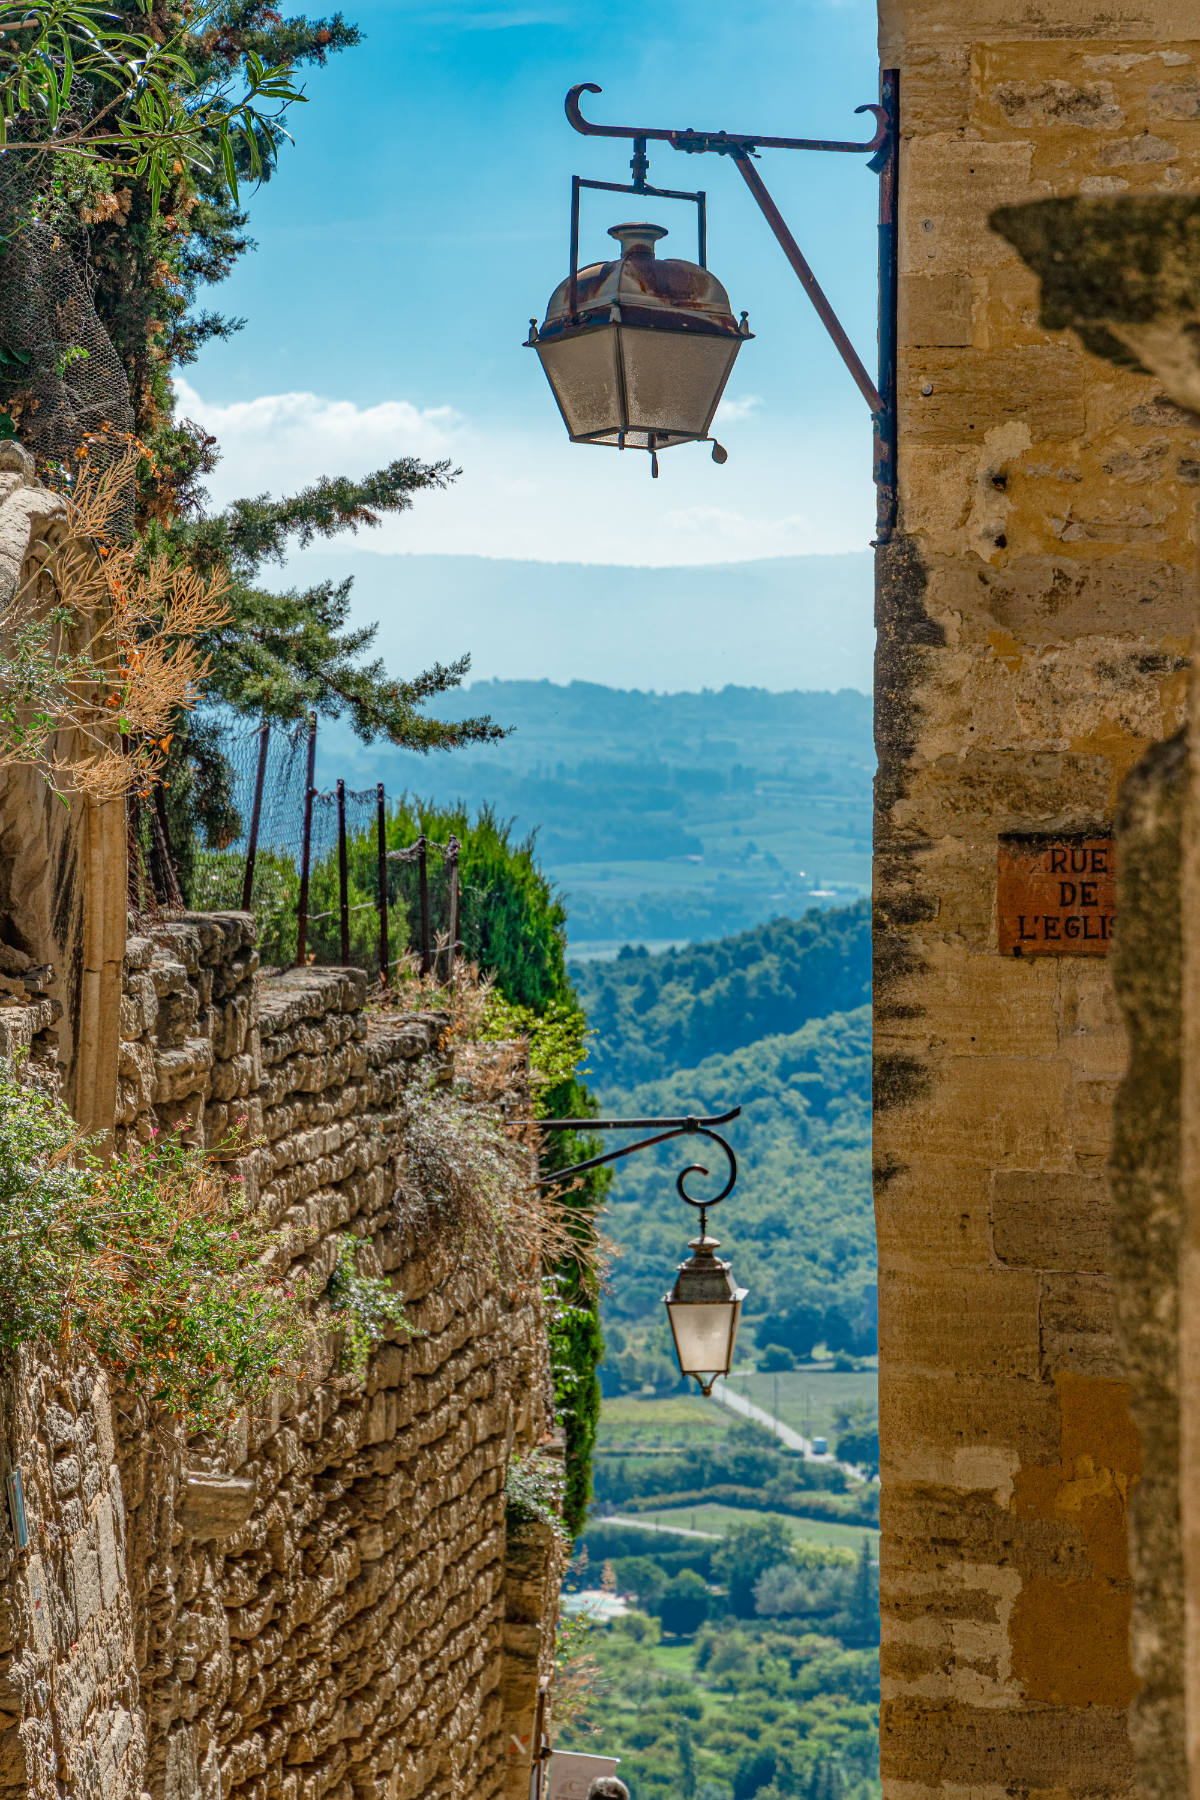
[729,150,883,415]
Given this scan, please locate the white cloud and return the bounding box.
[176,377,872,566]
[175,380,460,480]
[715,392,764,424]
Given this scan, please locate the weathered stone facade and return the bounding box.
[0,914,560,1800]
[874,6,1200,1798]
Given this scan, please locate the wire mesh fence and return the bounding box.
[0,159,137,526]
[135,714,466,980]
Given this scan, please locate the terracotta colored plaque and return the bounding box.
[997,834,1116,957]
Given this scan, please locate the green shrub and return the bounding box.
[327,1234,412,1377]
[0,1071,312,1430]
[189,848,305,968]
[506,1449,567,1539]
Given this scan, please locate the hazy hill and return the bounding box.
[286,548,875,694]
[316,681,874,947]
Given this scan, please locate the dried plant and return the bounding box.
[379,955,610,1294]
[0,436,229,800]
[400,1087,594,1296]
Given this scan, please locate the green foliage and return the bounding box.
[712,1519,795,1618]
[0,0,305,206]
[659,1567,711,1636]
[559,1608,879,1800]
[506,1449,566,1540]
[618,1486,877,1528]
[482,994,593,1113]
[753,1555,879,1644]
[573,901,870,1086]
[545,1272,605,1539]
[326,1233,411,1378]
[380,800,574,1009]
[836,1428,879,1478]
[189,848,306,967]
[573,1523,716,1584]
[592,1423,851,1507]
[0,1069,310,1429]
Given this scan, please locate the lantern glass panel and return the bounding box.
[535,329,622,441]
[666,1293,745,1389]
[619,326,741,440]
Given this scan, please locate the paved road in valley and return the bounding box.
[711,1380,821,1455]
[604,1514,721,1540]
[711,1380,867,1481]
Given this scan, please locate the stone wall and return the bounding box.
[873,7,1200,1799]
[0,913,559,1800]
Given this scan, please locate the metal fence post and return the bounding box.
[337,778,350,965]
[295,714,317,966]
[446,835,461,983]
[241,720,270,911]
[151,783,183,910]
[376,784,390,986]
[417,835,431,975]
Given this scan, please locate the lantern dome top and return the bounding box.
[539,221,745,340]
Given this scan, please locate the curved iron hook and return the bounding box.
[565,82,888,157]
[675,1126,738,1212]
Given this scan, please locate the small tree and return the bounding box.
[847,1536,879,1647]
[659,1569,711,1637]
[712,1518,794,1620]
[677,1720,698,1799]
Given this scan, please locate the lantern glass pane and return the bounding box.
[536,328,623,441]
[666,1299,737,1381]
[619,327,741,440]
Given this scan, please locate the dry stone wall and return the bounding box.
[0,912,559,1800]
[874,6,1200,1799]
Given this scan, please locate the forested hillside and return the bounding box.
[594,1004,873,1389]
[572,901,870,1084]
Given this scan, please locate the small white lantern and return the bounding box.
[664,1232,747,1395]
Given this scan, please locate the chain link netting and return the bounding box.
[132,716,465,978]
[0,160,136,523]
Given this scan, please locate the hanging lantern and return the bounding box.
[526,221,752,475]
[664,1231,748,1395]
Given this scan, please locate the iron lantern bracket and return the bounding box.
[530,1104,740,1240]
[563,76,900,539]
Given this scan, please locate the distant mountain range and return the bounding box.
[281,548,875,695]
[315,679,874,948]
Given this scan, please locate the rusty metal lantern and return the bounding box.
[526,219,752,476]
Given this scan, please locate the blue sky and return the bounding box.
[184,0,883,569]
